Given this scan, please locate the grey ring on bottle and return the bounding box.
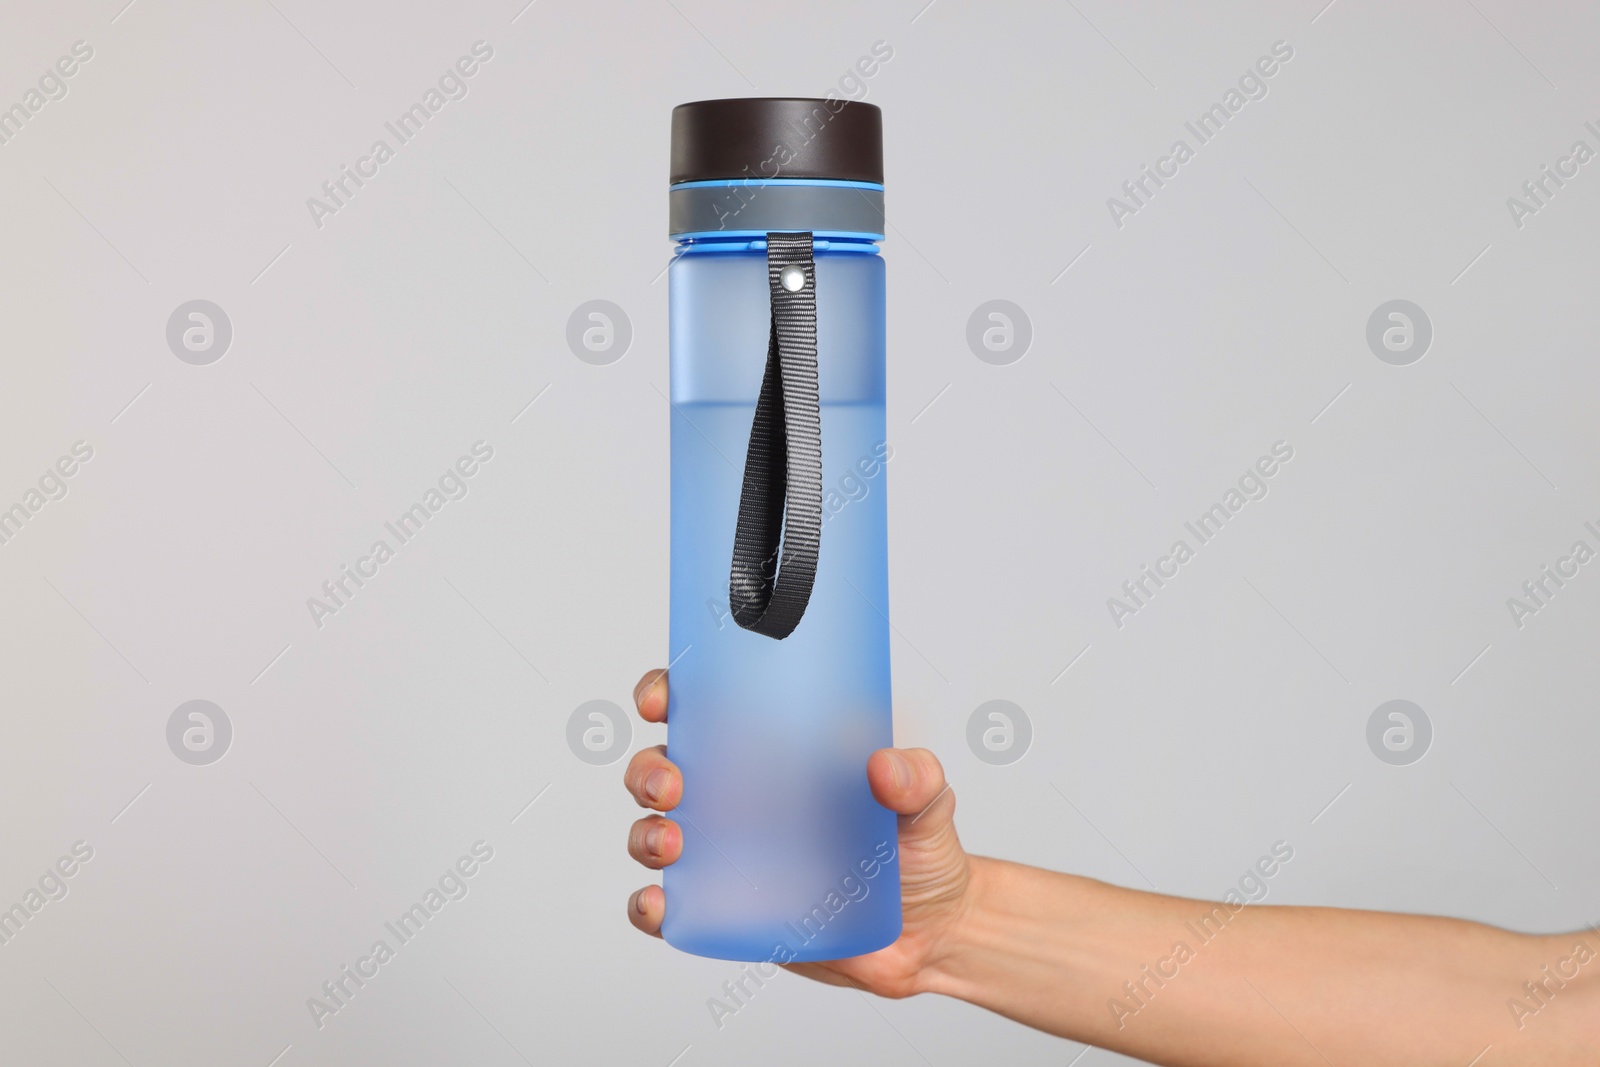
[669,183,885,239]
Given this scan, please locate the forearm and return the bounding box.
[922,857,1600,1066]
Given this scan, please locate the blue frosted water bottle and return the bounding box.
[662,98,901,962]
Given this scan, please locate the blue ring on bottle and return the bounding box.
[673,230,885,243]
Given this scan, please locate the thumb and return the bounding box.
[866,749,968,912]
[868,747,957,845]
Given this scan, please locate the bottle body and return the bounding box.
[664,238,901,962]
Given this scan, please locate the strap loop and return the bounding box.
[728,232,823,640]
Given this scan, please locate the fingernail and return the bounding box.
[634,890,648,914]
[886,751,911,790]
[633,675,650,706]
[644,769,669,802]
[644,824,665,855]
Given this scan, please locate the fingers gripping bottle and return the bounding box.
[663,98,901,961]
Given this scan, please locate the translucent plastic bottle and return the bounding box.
[662,98,901,962]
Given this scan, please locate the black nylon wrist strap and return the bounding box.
[729,231,823,640]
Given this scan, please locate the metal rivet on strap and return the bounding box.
[779,265,806,292]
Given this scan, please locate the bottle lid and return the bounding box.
[670,98,883,185]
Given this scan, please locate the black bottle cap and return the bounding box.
[670,98,883,185]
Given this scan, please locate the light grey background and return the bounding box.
[2,0,1597,1064]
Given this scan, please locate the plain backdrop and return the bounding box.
[1,0,1597,1064]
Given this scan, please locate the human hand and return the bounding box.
[622,668,979,998]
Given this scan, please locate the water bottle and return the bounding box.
[663,98,901,962]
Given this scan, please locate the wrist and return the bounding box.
[918,856,1099,1000]
[912,857,1138,1044]
[915,853,993,998]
